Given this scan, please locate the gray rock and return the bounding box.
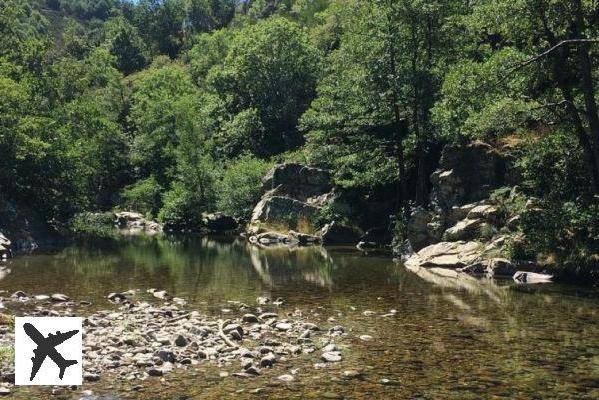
[277,374,294,382]
[275,322,292,331]
[155,350,176,363]
[147,368,163,377]
[260,354,276,368]
[174,335,187,347]
[319,222,361,245]
[51,293,69,302]
[442,218,484,241]
[83,372,100,382]
[405,241,484,269]
[321,352,342,362]
[242,314,259,323]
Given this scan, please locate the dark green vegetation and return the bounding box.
[1,1,598,277]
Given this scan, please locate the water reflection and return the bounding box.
[1,235,599,399]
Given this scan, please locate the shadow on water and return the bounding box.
[1,235,599,399]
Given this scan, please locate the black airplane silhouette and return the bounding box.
[23,323,79,381]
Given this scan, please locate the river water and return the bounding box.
[1,235,599,399]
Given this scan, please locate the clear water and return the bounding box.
[1,235,599,399]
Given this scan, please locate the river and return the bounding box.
[1,235,598,399]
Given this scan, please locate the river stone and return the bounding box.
[0,387,10,396]
[278,374,294,382]
[147,368,163,377]
[323,343,338,352]
[343,370,362,379]
[155,350,176,363]
[260,354,276,368]
[34,294,50,301]
[51,293,69,302]
[275,322,292,331]
[259,312,278,320]
[242,314,259,323]
[174,335,187,347]
[83,372,100,382]
[321,352,342,362]
[359,335,373,342]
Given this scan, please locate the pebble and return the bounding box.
[343,370,362,379]
[260,354,276,368]
[242,314,259,323]
[359,335,373,341]
[321,352,342,362]
[174,335,187,347]
[51,293,69,302]
[147,368,163,377]
[277,374,294,382]
[275,322,292,331]
[0,387,9,396]
[83,372,100,382]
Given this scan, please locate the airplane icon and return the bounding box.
[23,323,79,381]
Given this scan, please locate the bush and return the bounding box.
[120,176,162,218]
[158,182,202,231]
[516,131,591,202]
[69,211,116,237]
[216,154,272,220]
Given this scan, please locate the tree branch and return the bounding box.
[508,38,599,72]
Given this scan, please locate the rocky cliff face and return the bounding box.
[402,141,549,281]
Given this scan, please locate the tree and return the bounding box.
[103,16,149,75]
[302,0,460,212]
[128,61,197,185]
[434,0,599,193]
[206,17,321,157]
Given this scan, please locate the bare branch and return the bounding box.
[508,38,599,72]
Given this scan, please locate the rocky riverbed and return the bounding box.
[0,289,374,396]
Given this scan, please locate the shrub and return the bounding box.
[69,211,116,237]
[158,182,202,231]
[120,176,162,218]
[216,154,272,220]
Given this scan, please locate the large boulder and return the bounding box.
[262,163,331,201]
[405,241,484,269]
[202,213,238,233]
[319,222,361,245]
[251,195,319,230]
[115,211,162,234]
[407,207,444,251]
[431,141,507,210]
[442,218,484,241]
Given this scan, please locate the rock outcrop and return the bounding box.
[249,163,333,235]
[115,212,162,234]
[401,141,539,279]
[319,222,361,245]
[405,241,484,269]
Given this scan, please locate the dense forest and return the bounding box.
[1,0,598,274]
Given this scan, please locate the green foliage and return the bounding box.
[216,154,272,219]
[207,17,321,156]
[69,211,117,238]
[121,176,163,217]
[103,16,149,75]
[516,132,591,202]
[129,61,197,184]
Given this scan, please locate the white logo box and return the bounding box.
[15,317,83,386]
